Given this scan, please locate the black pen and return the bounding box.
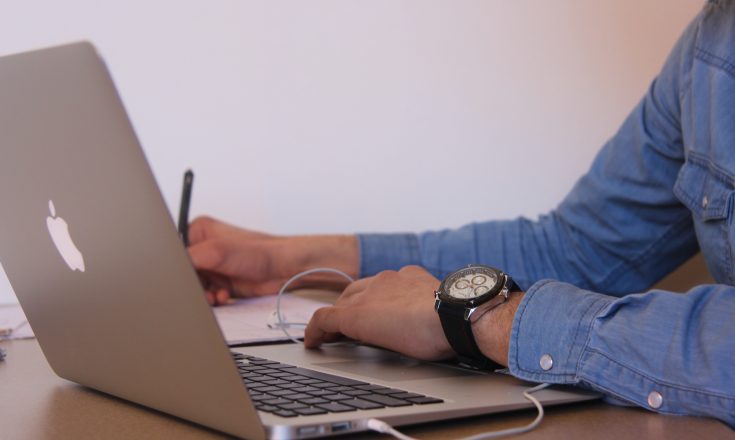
[178,169,194,247]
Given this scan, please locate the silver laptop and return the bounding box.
[0,42,597,439]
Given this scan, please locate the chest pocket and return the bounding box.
[673,156,735,284]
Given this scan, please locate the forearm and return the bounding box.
[278,234,360,288]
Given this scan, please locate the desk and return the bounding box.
[1,339,732,440]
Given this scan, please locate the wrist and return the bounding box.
[277,235,359,289]
[471,291,525,366]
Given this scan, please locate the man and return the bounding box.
[188,0,734,427]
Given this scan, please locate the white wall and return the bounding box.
[0,1,702,303]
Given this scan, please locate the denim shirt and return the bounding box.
[358,0,735,427]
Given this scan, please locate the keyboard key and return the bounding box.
[262,398,292,406]
[268,389,297,397]
[342,399,385,410]
[373,388,407,395]
[255,404,278,413]
[279,402,308,410]
[295,407,328,416]
[292,386,320,393]
[249,359,280,366]
[249,385,278,393]
[344,390,371,396]
[361,394,412,407]
[282,393,313,401]
[274,410,298,418]
[323,394,353,401]
[325,386,354,393]
[389,392,425,400]
[315,402,357,413]
[407,396,444,405]
[262,379,290,386]
[355,384,389,391]
[280,367,367,386]
[306,389,333,397]
[300,397,329,405]
[266,371,296,378]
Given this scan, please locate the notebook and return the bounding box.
[0,42,597,439]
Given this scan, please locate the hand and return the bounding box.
[187,216,359,305]
[304,266,456,361]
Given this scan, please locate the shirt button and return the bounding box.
[539,354,553,371]
[702,196,709,209]
[647,391,663,409]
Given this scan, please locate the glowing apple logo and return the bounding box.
[46,200,85,272]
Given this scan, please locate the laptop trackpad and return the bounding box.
[314,357,479,382]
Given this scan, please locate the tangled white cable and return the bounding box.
[273,267,355,344]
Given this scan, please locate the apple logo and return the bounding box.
[46,200,85,272]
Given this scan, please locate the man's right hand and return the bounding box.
[187,216,359,305]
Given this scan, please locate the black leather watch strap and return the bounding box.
[436,275,521,370]
[436,301,497,369]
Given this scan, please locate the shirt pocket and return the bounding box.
[673,156,735,283]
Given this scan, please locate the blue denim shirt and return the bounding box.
[358,0,735,427]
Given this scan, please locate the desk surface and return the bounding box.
[1,339,732,440]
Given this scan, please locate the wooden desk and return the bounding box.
[1,339,732,440]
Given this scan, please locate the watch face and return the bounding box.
[444,266,500,300]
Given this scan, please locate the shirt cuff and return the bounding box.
[508,279,612,383]
[357,233,422,278]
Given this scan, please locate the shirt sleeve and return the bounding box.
[359,1,703,296]
[509,280,735,428]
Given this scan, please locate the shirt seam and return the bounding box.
[686,151,735,187]
[694,47,735,79]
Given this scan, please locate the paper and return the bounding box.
[212,294,330,345]
[0,294,330,345]
[0,304,34,340]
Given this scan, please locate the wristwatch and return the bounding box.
[434,264,520,369]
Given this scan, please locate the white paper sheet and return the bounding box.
[212,294,330,345]
[0,294,330,345]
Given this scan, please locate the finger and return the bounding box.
[188,216,236,245]
[188,240,226,273]
[399,265,426,276]
[205,291,215,305]
[215,288,231,305]
[304,306,343,348]
[339,277,372,299]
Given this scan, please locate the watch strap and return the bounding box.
[436,301,497,369]
[436,272,520,370]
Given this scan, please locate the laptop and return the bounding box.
[0,42,598,439]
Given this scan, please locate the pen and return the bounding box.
[178,169,194,247]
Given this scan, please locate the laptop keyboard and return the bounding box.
[232,352,443,418]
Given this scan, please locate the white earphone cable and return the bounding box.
[273,267,354,344]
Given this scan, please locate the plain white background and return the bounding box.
[0,1,702,304]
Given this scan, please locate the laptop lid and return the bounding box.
[0,42,266,439]
[0,42,598,440]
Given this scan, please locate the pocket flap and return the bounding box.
[674,158,734,221]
